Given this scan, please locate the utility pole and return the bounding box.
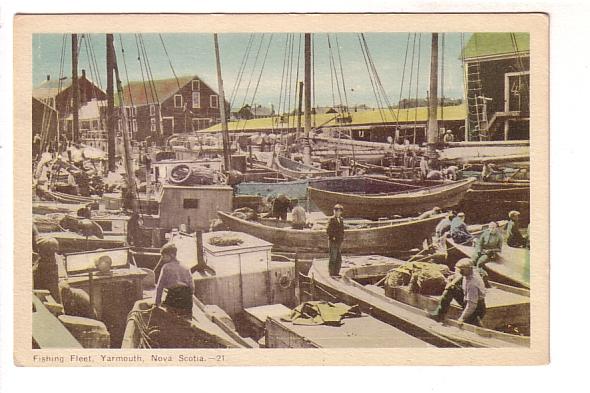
[303,33,312,165]
[427,33,439,160]
[71,34,80,143]
[214,33,232,172]
[106,34,116,172]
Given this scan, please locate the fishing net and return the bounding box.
[231,207,258,221]
[384,262,451,296]
[208,234,244,247]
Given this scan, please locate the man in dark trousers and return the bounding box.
[428,258,487,327]
[155,243,194,317]
[326,204,345,277]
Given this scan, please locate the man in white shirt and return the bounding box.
[429,258,487,326]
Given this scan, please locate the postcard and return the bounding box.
[14,13,548,366]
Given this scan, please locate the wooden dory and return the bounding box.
[446,238,530,289]
[217,211,444,254]
[272,155,335,179]
[308,177,476,219]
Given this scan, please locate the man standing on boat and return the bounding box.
[155,243,194,316]
[327,204,345,277]
[419,156,430,180]
[429,258,487,326]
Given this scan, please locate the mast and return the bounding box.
[113,41,139,215]
[213,33,232,172]
[296,81,304,142]
[427,33,439,160]
[302,33,312,165]
[71,34,80,143]
[106,34,116,172]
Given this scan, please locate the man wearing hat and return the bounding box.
[326,204,345,277]
[472,221,503,287]
[429,258,487,326]
[443,129,455,143]
[506,210,527,248]
[450,212,473,245]
[155,243,194,316]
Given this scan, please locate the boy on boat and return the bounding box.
[155,243,194,317]
[428,258,487,326]
[327,204,345,277]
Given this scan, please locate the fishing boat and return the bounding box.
[338,256,529,332]
[38,231,126,253]
[273,155,335,179]
[308,177,476,219]
[446,237,530,289]
[217,210,444,255]
[304,257,529,348]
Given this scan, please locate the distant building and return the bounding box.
[232,104,275,120]
[462,33,530,141]
[32,70,107,139]
[118,75,229,141]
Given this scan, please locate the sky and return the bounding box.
[32,32,471,110]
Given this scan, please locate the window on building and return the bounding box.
[174,94,183,108]
[151,118,157,132]
[210,95,219,109]
[92,120,99,130]
[149,104,156,116]
[192,92,201,109]
[192,80,200,91]
[192,118,211,131]
[133,119,137,133]
[183,198,199,209]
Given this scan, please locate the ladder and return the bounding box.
[465,61,488,140]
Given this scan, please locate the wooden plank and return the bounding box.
[33,296,82,348]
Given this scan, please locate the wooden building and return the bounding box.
[32,97,58,140]
[462,33,530,141]
[32,70,107,138]
[200,104,466,145]
[117,75,229,141]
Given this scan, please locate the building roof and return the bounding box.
[32,78,73,100]
[116,75,218,106]
[462,33,529,60]
[199,104,466,133]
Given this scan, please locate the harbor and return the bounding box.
[31,31,531,350]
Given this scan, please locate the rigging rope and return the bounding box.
[395,33,412,131]
[242,34,274,133]
[135,34,152,106]
[229,33,255,109]
[413,33,422,143]
[158,34,181,91]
